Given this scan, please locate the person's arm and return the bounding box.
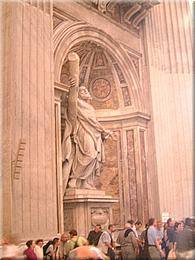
[47,245,55,258]
[58,244,65,259]
[116,232,121,245]
[64,241,72,257]
[112,240,116,249]
[55,246,60,259]
[155,239,165,257]
[102,233,113,250]
[173,242,177,251]
[87,231,92,245]
[77,236,88,246]
[104,241,113,250]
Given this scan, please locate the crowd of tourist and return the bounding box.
[1,217,195,260]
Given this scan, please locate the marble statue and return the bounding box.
[62,52,113,190]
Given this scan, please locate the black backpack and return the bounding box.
[124,228,134,237]
[43,240,53,256]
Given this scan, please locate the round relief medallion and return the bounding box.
[91,78,111,101]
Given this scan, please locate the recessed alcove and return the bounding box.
[60,40,133,111]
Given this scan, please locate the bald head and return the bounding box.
[68,246,105,259]
[61,233,68,242]
[124,223,131,228]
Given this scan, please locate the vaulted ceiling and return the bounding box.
[60,41,132,110]
[81,0,159,31]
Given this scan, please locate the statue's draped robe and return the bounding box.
[62,99,106,184]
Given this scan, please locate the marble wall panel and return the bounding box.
[126,129,138,221]
[96,135,120,226]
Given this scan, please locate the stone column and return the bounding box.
[2,1,57,240]
[0,1,4,239]
[145,0,193,219]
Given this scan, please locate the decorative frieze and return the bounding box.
[85,0,159,30]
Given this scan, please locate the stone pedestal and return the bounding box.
[63,189,118,237]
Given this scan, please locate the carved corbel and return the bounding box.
[124,3,142,24]
[132,9,150,29]
[106,0,118,13]
[124,0,159,29]
[97,0,111,13]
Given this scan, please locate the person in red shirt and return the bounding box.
[24,240,37,260]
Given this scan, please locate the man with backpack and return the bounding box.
[116,221,132,245]
[43,238,60,259]
[43,240,53,258]
[119,224,139,260]
[65,229,88,257]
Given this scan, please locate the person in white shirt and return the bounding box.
[34,239,44,259]
[98,224,116,260]
[46,237,60,259]
[147,218,165,259]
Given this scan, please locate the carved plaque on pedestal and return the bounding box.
[64,189,118,237]
[91,207,110,229]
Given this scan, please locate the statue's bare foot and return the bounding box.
[68,178,77,188]
[82,181,96,190]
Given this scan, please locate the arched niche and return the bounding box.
[53,21,145,113]
[53,20,151,228]
[60,40,132,110]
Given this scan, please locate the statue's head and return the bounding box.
[78,85,92,100]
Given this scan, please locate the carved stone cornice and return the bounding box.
[96,109,151,128]
[124,0,160,29]
[86,0,159,29]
